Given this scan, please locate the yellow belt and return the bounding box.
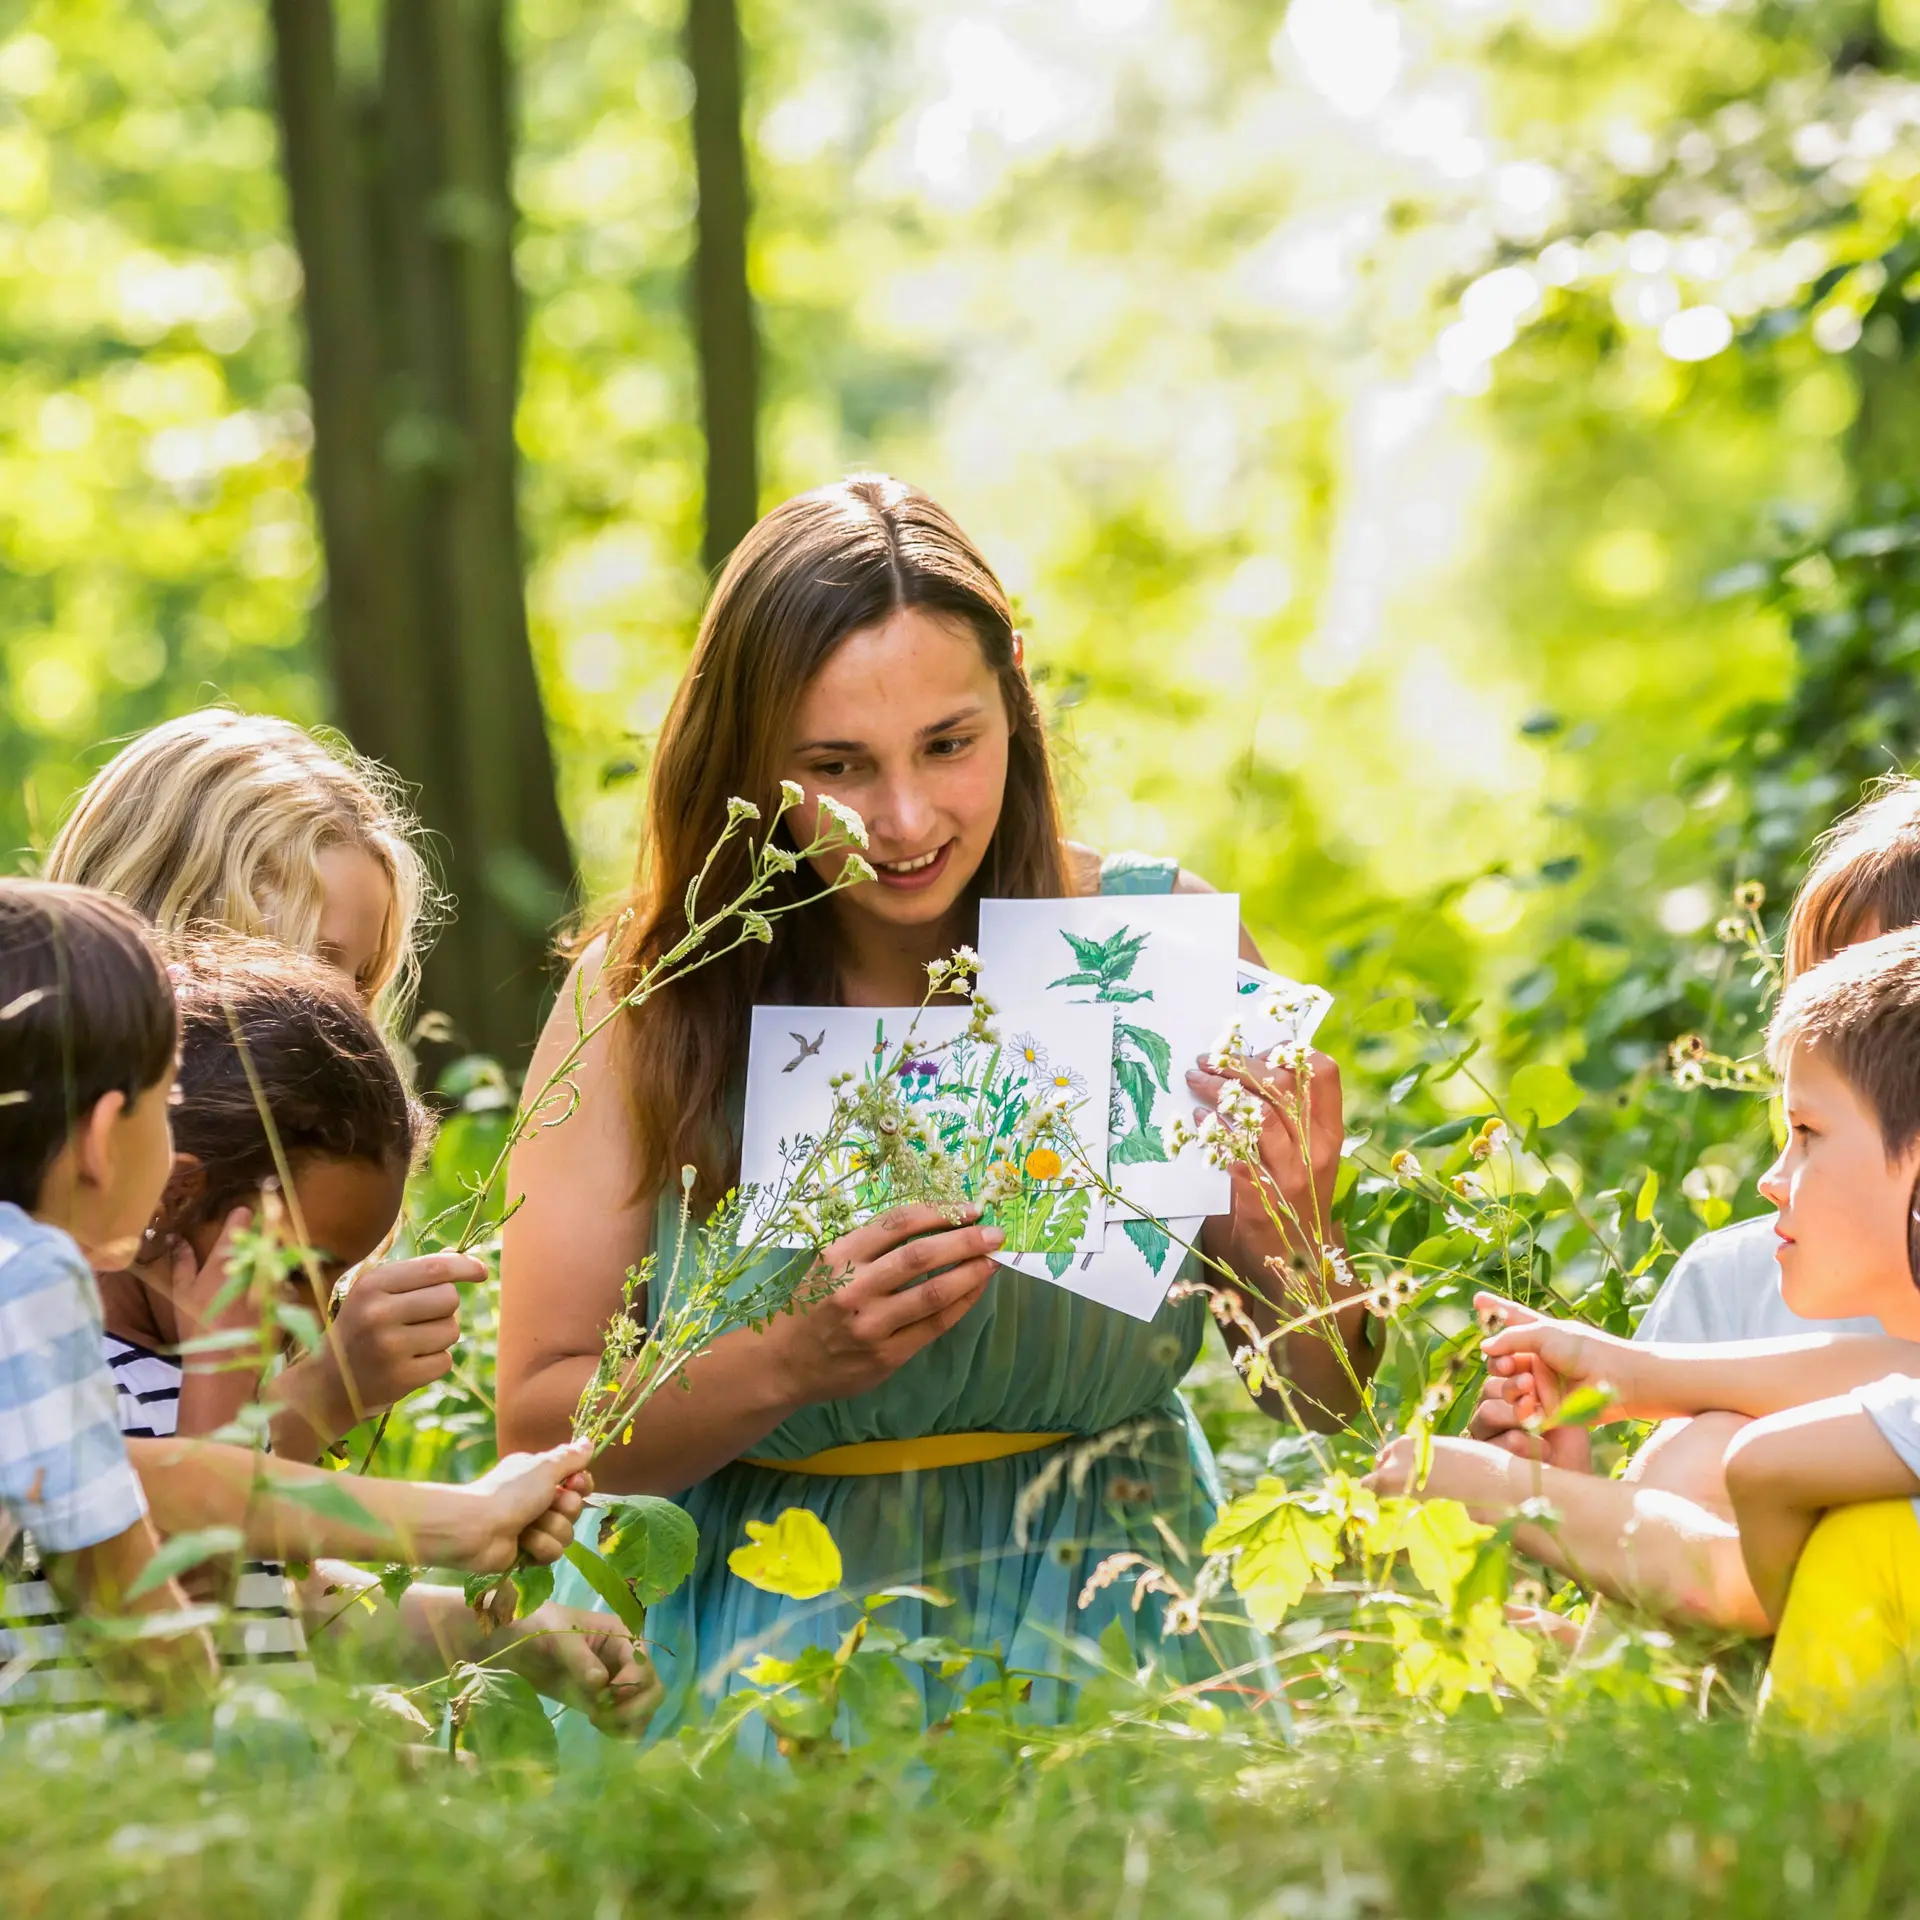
[740,1431,1072,1476]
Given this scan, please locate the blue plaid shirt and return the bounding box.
[0,1202,146,1555]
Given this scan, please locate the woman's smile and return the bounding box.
[871,841,954,891]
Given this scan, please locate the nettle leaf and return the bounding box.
[1117,1021,1173,1090]
[1045,969,1106,993]
[1114,1057,1159,1133]
[727,1508,843,1600]
[562,1541,648,1637]
[1121,1215,1171,1272]
[597,1495,699,1607]
[1059,930,1112,972]
[1111,1124,1169,1166]
[125,1526,244,1601]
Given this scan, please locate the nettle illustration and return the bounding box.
[1049,926,1177,1273]
[824,1019,1094,1269]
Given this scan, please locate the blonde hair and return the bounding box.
[1784,776,1920,981]
[44,709,437,1026]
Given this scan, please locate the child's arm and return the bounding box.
[1367,1430,1770,1635]
[126,1437,593,1573]
[37,1515,221,1707]
[1724,1400,1920,1625]
[300,1567,663,1734]
[1476,1290,1920,1424]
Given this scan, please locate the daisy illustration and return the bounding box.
[1013,1032,1048,1074]
[1047,1065,1088,1101]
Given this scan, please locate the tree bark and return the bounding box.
[686,0,760,573]
[268,0,572,1067]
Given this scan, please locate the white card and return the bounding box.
[978,894,1239,1222]
[1219,962,1333,1060]
[1001,1212,1204,1322]
[739,1003,1113,1257]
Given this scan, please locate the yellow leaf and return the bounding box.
[727,1508,844,1600]
[1364,1498,1491,1603]
[1228,1503,1343,1631]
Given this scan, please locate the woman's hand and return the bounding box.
[764,1203,1001,1407]
[1186,1048,1345,1271]
[1364,1432,1528,1515]
[497,1604,665,1736]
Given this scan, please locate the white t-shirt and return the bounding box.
[1632,1213,1885,1345]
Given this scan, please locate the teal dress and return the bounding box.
[553,854,1275,1751]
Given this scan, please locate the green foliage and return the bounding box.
[597,1495,699,1608]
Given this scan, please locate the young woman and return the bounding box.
[497,475,1370,1742]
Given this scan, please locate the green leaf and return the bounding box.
[1202,1480,1343,1631]
[1045,968,1106,992]
[596,1494,699,1607]
[450,1664,557,1765]
[512,1561,555,1615]
[124,1526,244,1601]
[1114,1057,1160,1132]
[562,1541,649,1637]
[1543,1382,1621,1431]
[1121,1215,1171,1272]
[270,1474,378,1530]
[1117,1020,1173,1091]
[1111,1124,1170,1166]
[1635,1167,1659,1222]
[727,1507,843,1600]
[1509,1062,1583,1130]
[1364,1497,1491,1604]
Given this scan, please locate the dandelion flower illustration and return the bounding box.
[1024,1146,1063,1180]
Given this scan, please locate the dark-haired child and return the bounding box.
[99,944,659,1729]
[0,880,600,1712]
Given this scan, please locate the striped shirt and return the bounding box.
[2,1327,312,1707]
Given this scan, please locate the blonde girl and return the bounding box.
[44,706,434,1024]
[43,706,473,1469]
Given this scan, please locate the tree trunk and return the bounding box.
[686,0,760,573]
[268,0,572,1068]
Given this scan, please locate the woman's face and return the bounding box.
[782,607,1014,934]
[315,842,394,1001]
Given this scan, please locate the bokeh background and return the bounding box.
[3,0,1917,1142]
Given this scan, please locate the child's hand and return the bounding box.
[319,1252,487,1424]
[1363,1433,1526,1515]
[1467,1363,1594,1473]
[455,1444,595,1572]
[1476,1291,1639,1427]
[499,1604,664,1736]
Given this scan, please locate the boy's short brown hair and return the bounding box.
[1768,926,1920,1159]
[0,879,177,1210]
[1786,777,1920,980]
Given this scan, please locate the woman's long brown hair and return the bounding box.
[602,474,1069,1210]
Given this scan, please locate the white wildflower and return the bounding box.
[818,796,869,848]
[725,796,762,827]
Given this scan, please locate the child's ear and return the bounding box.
[146,1154,207,1245]
[71,1090,129,1192]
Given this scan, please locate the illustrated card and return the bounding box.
[1218,962,1334,1061]
[999,1211,1205,1323]
[739,1003,1113,1260]
[977,894,1240,1222]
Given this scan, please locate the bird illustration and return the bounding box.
[782,1029,826,1073]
